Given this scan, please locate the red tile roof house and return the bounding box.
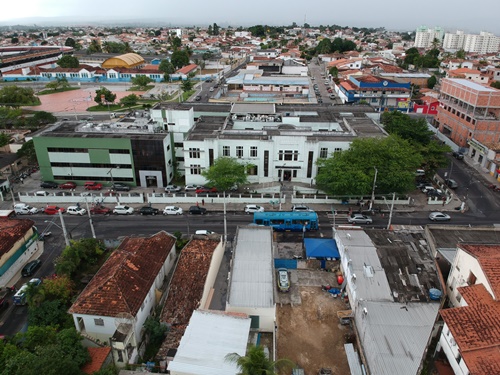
[436,244,500,374]
[172,64,199,81]
[69,231,177,367]
[0,218,41,287]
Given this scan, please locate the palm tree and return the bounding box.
[225,344,295,375]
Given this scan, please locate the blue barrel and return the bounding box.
[429,288,442,301]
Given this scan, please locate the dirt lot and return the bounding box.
[277,287,353,375]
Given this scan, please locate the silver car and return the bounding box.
[348,214,373,224]
[429,212,451,221]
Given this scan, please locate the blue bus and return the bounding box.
[253,211,319,231]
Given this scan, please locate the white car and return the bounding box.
[244,204,264,214]
[209,87,215,92]
[195,230,216,235]
[163,206,183,215]
[67,206,87,215]
[165,185,181,193]
[113,205,134,215]
[35,191,49,196]
[184,185,201,191]
[347,214,373,224]
[291,205,312,212]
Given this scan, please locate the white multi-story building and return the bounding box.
[443,30,500,53]
[150,103,385,186]
[414,26,444,48]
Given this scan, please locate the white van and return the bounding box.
[14,203,39,215]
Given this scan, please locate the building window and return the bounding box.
[467,271,477,286]
[94,318,104,326]
[279,150,298,161]
[250,146,258,157]
[223,146,230,157]
[189,148,200,158]
[190,164,201,175]
[320,148,328,158]
[236,146,243,158]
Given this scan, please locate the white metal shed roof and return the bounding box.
[167,310,251,375]
[228,226,274,308]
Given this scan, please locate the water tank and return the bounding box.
[429,288,442,301]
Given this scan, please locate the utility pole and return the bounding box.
[386,192,396,230]
[58,210,71,247]
[84,199,96,239]
[369,167,378,211]
[223,191,227,243]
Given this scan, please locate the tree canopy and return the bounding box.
[57,55,79,68]
[316,136,423,196]
[94,87,117,105]
[119,93,139,108]
[0,86,38,108]
[17,140,37,163]
[131,75,152,89]
[171,49,190,69]
[202,157,248,192]
[225,344,294,375]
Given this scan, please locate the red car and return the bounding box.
[195,186,218,194]
[90,206,111,215]
[59,181,76,189]
[43,205,66,215]
[84,182,103,190]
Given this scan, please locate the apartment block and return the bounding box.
[414,26,444,48]
[443,30,500,53]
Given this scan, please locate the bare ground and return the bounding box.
[277,287,353,375]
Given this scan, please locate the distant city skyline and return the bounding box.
[1,0,499,35]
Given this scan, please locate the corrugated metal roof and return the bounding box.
[344,344,363,375]
[228,226,274,308]
[452,78,496,92]
[355,301,439,375]
[168,310,251,375]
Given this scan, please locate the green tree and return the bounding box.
[181,79,193,93]
[159,60,175,80]
[329,66,339,78]
[94,87,117,105]
[381,111,434,145]
[316,38,332,54]
[143,314,168,347]
[490,81,500,89]
[202,157,248,192]
[316,136,423,196]
[248,25,266,38]
[455,49,466,59]
[33,111,57,124]
[0,107,22,128]
[120,94,139,108]
[0,86,38,108]
[11,37,19,44]
[87,39,102,53]
[427,75,437,89]
[171,36,182,49]
[17,140,37,163]
[225,344,294,375]
[64,37,77,48]
[0,133,10,147]
[171,49,190,69]
[131,75,152,89]
[57,55,79,68]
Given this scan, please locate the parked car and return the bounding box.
[427,190,444,198]
[291,205,312,212]
[90,206,111,215]
[35,191,49,196]
[195,230,216,235]
[59,181,76,190]
[347,214,373,224]
[21,259,41,277]
[429,212,451,221]
[111,183,130,191]
[195,95,201,101]
[446,179,459,189]
[277,268,290,292]
[43,205,65,215]
[209,87,215,92]
[188,206,207,215]
[184,185,202,191]
[40,181,58,189]
[329,94,336,99]
[421,185,437,193]
[244,204,264,214]
[195,186,217,194]
[452,151,464,160]
[163,206,183,215]
[139,206,159,215]
[165,185,181,193]
[67,206,87,215]
[84,182,103,190]
[14,203,39,215]
[113,205,134,215]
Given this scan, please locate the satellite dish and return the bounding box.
[114,312,134,334]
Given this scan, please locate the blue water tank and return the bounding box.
[429,288,442,301]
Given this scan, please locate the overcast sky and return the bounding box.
[1,0,498,34]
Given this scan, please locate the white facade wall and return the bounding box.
[200,240,225,310]
[443,31,466,52]
[438,323,470,375]
[225,305,275,332]
[282,66,308,75]
[447,248,492,307]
